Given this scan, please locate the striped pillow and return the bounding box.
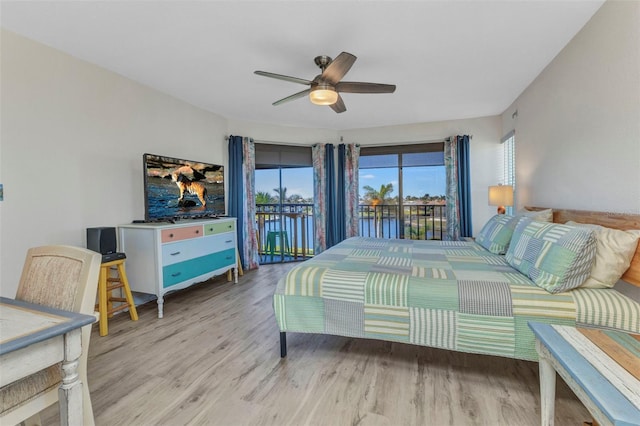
[476,214,519,254]
[506,218,597,293]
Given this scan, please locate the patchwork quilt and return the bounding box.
[273,237,640,361]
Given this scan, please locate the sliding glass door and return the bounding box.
[358,143,447,240]
[254,144,313,264]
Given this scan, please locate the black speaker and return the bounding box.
[86,227,117,255]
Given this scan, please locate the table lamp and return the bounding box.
[488,184,513,214]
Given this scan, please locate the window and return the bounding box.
[501,131,516,215]
[358,143,446,240]
[254,143,314,264]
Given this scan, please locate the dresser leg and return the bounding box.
[157,296,164,319]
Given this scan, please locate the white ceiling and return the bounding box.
[1,0,605,131]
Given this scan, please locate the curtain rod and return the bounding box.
[357,135,472,147]
[361,138,446,147]
[254,139,326,146]
[225,136,328,146]
[225,135,473,145]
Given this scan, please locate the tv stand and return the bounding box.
[131,218,175,224]
[118,218,238,318]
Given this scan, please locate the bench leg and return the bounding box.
[538,351,556,426]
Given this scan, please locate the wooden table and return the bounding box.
[0,296,96,425]
[284,212,307,259]
[529,322,640,426]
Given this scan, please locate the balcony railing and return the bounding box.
[256,203,447,264]
[358,204,447,240]
[256,203,314,264]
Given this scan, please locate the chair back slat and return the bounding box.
[16,245,101,315]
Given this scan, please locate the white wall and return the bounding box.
[0,30,228,297]
[227,119,338,145]
[501,0,640,214]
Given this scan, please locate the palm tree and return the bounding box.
[363,183,394,205]
[362,183,394,238]
[255,191,274,205]
[273,187,288,203]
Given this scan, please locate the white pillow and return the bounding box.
[517,208,553,222]
[566,221,640,288]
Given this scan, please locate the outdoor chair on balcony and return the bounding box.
[265,231,290,258]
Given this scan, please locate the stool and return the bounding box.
[96,259,138,336]
[265,231,290,256]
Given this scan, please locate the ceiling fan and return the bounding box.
[254,52,396,113]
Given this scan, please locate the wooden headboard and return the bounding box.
[527,207,640,287]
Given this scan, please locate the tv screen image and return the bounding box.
[143,153,225,221]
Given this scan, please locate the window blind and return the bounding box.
[359,142,444,169]
[501,131,516,214]
[255,143,312,169]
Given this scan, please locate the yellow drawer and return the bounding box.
[204,221,235,236]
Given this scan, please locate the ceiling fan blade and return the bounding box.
[321,52,357,85]
[273,88,312,106]
[329,94,346,113]
[336,81,396,94]
[254,71,312,86]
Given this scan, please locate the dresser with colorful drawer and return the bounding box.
[119,218,238,318]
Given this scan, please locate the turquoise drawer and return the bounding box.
[162,248,236,288]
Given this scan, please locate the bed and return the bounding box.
[273,208,640,361]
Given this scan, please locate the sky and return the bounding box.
[255,165,446,201]
[360,166,446,199]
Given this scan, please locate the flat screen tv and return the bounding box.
[143,153,225,221]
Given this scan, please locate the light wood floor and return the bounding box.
[43,263,591,426]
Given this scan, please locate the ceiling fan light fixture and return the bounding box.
[255,52,395,113]
[309,85,338,106]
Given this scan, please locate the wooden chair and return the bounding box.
[0,245,101,426]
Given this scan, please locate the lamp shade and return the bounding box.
[309,84,338,105]
[488,185,514,207]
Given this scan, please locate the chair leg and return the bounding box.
[236,248,244,276]
[98,266,109,337]
[106,266,114,319]
[117,263,138,321]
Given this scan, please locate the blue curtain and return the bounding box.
[445,135,472,240]
[324,144,338,248]
[457,135,473,238]
[228,135,245,266]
